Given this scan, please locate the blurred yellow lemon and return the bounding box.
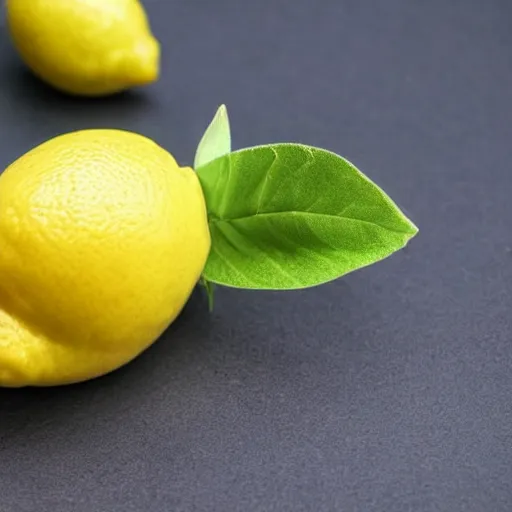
[0,130,210,387]
[6,0,160,96]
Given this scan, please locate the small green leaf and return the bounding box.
[197,143,418,290]
[194,104,231,170]
[195,104,231,306]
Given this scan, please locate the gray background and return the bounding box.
[0,0,511,511]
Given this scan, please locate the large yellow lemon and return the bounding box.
[6,0,160,96]
[0,130,210,387]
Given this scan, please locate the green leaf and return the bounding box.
[194,104,231,307]
[197,143,418,290]
[194,104,231,170]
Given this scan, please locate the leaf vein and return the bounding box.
[255,148,279,214]
[209,242,261,287]
[260,150,315,212]
[217,156,233,219]
[218,221,303,287]
[211,211,413,236]
[284,215,340,262]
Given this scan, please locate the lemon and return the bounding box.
[6,0,160,96]
[0,130,210,387]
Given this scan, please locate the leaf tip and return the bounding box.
[215,104,230,132]
[210,104,229,127]
[194,104,232,171]
[403,217,419,239]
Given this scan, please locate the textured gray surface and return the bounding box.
[0,0,511,511]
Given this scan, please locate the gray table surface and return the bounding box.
[0,1,511,511]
